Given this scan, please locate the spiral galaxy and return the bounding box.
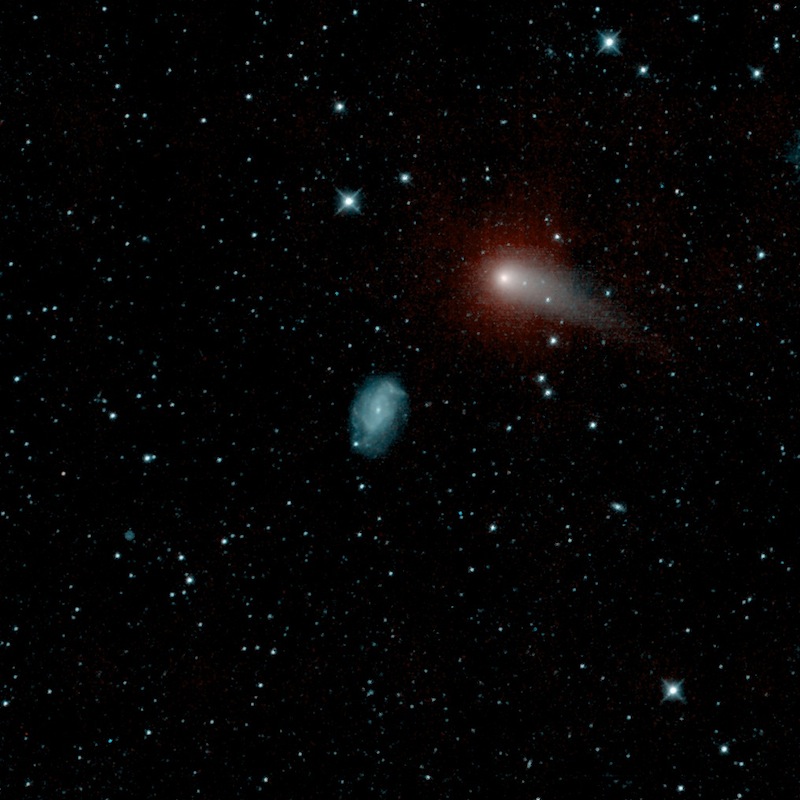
[350,376,409,458]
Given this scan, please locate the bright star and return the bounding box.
[336,189,362,214]
[661,679,686,703]
[399,172,412,184]
[333,100,346,114]
[598,31,621,55]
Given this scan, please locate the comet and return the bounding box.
[489,251,617,331]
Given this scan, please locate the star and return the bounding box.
[336,189,362,214]
[598,31,622,56]
[661,679,686,703]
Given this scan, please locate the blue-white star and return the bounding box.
[336,189,362,214]
[598,31,622,56]
[661,679,686,703]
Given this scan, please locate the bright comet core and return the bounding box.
[487,250,618,332]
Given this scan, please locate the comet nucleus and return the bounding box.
[488,249,619,331]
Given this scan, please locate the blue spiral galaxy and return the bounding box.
[350,375,409,458]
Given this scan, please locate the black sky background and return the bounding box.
[3,1,800,797]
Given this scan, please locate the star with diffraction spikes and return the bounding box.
[336,189,362,215]
[661,679,686,703]
[598,30,622,55]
